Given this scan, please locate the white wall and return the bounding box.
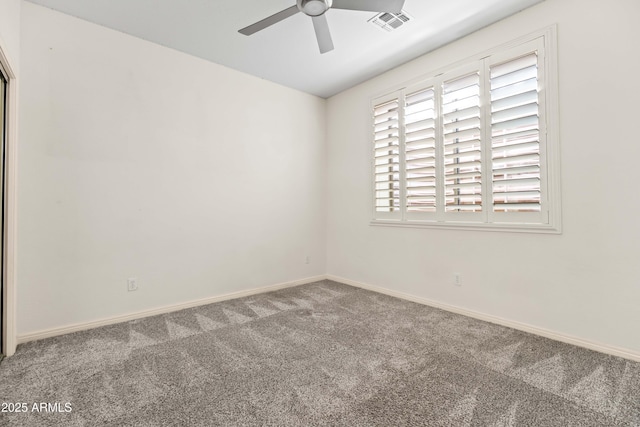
[327,0,640,353]
[16,0,640,356]
[0,0,20,69]
[18,2,326,335]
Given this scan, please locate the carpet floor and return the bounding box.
[0,280,639,426]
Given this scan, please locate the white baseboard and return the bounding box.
[327,275,640,363]
[17,273,640,363]
[16,275,327,345]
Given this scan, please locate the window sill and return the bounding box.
[370,219,561,234]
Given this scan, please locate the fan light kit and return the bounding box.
[300,0,329,16]
[239,0,406,54]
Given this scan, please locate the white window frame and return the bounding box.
[370,26,561,233]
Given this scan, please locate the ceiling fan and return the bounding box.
[238,0,406,54]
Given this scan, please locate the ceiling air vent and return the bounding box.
[369,11,412,32]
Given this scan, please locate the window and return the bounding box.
[371,30,560,232]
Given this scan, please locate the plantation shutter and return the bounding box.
[373,97,401,215]
[372,33,555,229]
[490,52,542,213]
[404,87,436,213]
[442,72,483,213]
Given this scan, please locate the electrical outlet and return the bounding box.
[127,278,138,292]
[305,256,310,264]
[453,273,462,286]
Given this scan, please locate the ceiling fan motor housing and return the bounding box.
[297,0,331,16]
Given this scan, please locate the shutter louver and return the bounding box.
[490,53,541,213]
[442,72,482,212]
[373,99,401,212]
[404,88,436,212]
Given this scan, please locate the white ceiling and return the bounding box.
[26,0,544,98]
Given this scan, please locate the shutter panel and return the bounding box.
[490,53,541,213]
[442,72,482,212]
[404,87,436,212]
[373,98,401,213]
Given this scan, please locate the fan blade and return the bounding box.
[238,5,300,35]
[331,0,405,13]
[312,14,334,54]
